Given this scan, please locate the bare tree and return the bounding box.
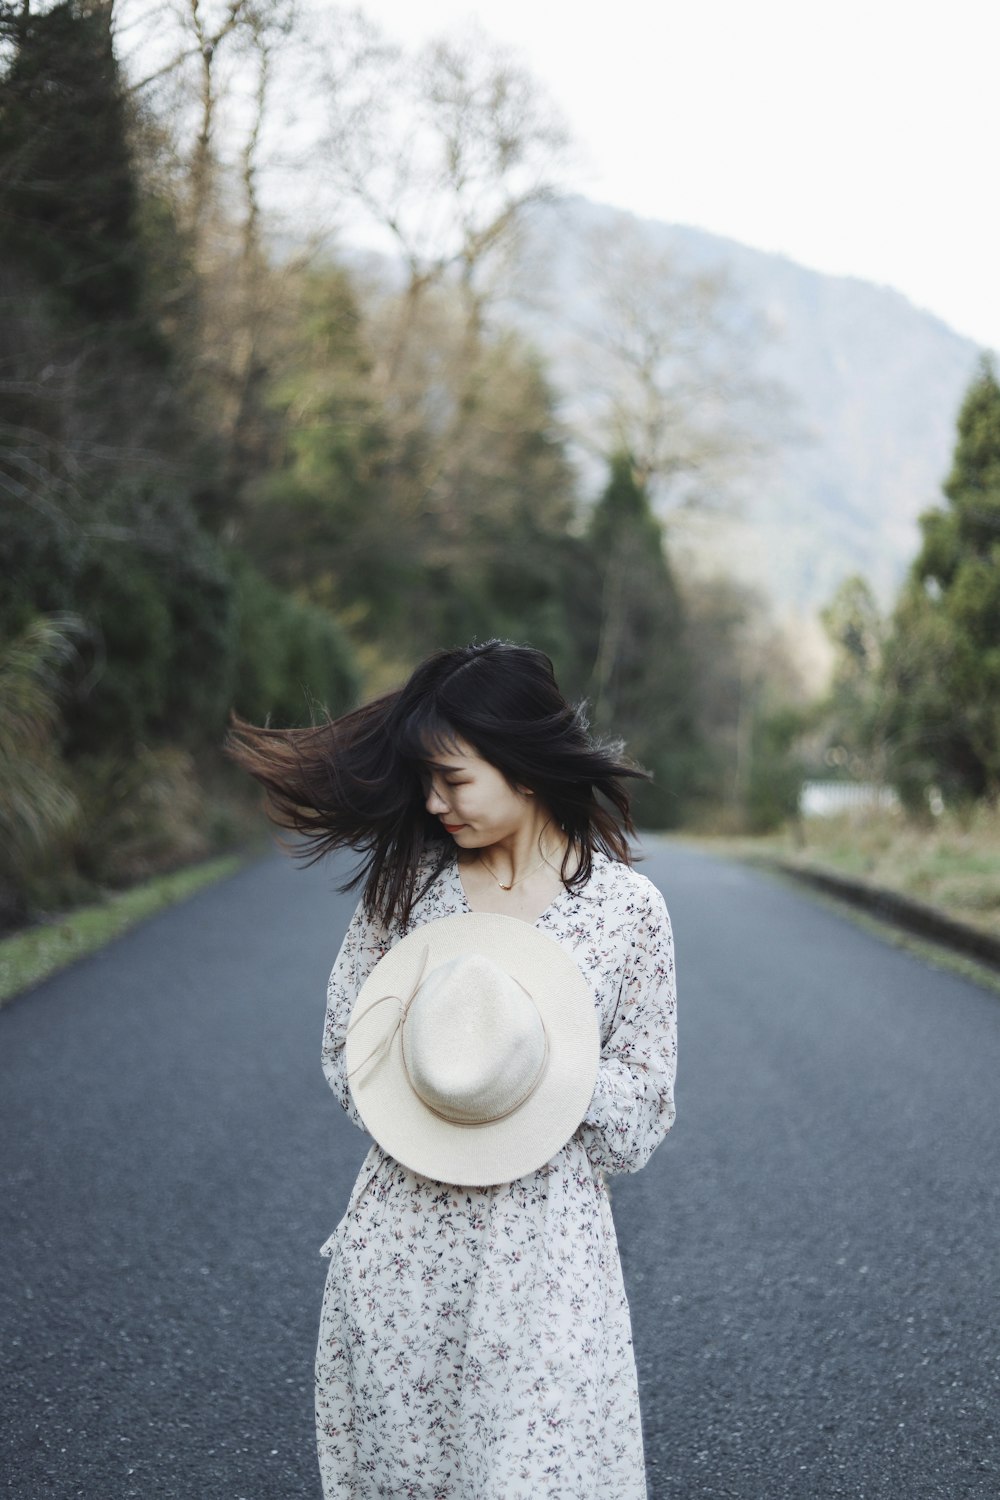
[114,0,296,246]
[573,218,799,513]
[104,0,303,520]
[314,14,572,385]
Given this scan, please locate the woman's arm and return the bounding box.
[576,886,678,1175]
[321,899,394,1134]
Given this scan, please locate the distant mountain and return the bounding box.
[501,195,987,620]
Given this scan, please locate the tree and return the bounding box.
[105,0,305,528]
[586,453,701,826]
[239,261,406,609]
[246,263,590,685]
[571,219,796,513]
[117,0,297,248]
[314,15,571,382]
[0,0,236,750]
[814,574,890,783]
[0,0,146,324]
[880,353,1000,806]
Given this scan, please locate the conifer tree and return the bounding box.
[0,0,144,324]
[587,452,701,825]
[881,353,1000,804]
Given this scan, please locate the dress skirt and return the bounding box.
[315,850,677,1500]
[315,1142,648,1499]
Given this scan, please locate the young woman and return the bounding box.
[227,639,678,1499]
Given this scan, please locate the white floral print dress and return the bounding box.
[315,849,677,1500]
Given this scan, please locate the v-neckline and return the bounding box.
[450,849,595,929]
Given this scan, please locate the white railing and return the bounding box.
[799,780,900,817]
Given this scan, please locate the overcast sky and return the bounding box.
[352,0,999,355]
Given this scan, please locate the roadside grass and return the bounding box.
[749,859,1000,1002]
[679,803,1000,941]
[0,853,247,1006]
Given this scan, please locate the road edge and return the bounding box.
[745,854,1000,973]
[645,833,1000,999]
[0,843,267,1009]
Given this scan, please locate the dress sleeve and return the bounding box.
[575,885,678,1175]
[321,897,394,1135]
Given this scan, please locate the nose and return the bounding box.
[425,784,448,816]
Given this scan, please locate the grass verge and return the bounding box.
[680,805,1000,942]
[748,858,1000,1001]
[0,853,248,1007]
[665,822,1000,996]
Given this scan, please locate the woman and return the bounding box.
[227,640,677,1499]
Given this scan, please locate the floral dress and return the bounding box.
[315,849,678,1500]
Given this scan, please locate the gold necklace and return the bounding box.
[478,847,553,892]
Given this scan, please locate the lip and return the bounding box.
[441,823,465,834]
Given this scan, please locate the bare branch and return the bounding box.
[312,15,572,373]
[127,42,201,93]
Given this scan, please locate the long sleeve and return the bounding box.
[575,885,678,1176]
[321,898,394,1134]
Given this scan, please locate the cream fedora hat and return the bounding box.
[344,912,600,1186]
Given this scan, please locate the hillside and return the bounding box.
[503,196,986,621]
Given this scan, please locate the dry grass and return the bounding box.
[685,804,1000,940]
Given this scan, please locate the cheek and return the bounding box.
[446,786,478,818]
[484,778,527,823]
[456,766,526,823]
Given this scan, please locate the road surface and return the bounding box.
[2,842,998,1497]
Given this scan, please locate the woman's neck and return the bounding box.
[463,810,571,889]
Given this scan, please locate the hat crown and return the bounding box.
[402,953,547,1125]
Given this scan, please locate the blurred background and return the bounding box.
[2,0,998,939]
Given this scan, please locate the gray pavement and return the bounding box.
[623,842,1000,1500]
[1,841,998,1498]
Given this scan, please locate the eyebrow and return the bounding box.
[423,759,466,774]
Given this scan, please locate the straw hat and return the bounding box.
[345,912,600,1186]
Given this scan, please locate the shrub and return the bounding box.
[0,614,84,924]
[230,561,360,726]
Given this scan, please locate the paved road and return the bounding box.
[2,843,998,1498]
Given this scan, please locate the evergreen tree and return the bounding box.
[0,6,360,751]
[0,0,145,325]
[881,353,1000,805]
[587,453,701,826]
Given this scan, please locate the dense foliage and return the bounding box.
[0,1,144,323]
[585,454,701,826]
[880,355,1000,806]
[792,357,1000,816]
[0,1,820,924]
[0,2,358,921]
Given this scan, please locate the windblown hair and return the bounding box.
[225,640,651,929]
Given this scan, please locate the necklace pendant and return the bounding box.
[500,882,512,891]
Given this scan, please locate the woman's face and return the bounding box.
[420,736,535,848]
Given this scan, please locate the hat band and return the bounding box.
[345,943,432,1081]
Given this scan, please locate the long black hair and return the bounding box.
[226,640,650,928]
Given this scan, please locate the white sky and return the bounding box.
[352,0,1000,353]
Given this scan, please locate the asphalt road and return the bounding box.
[2,842,998,1499]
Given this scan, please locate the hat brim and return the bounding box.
[345,913,600,1187]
